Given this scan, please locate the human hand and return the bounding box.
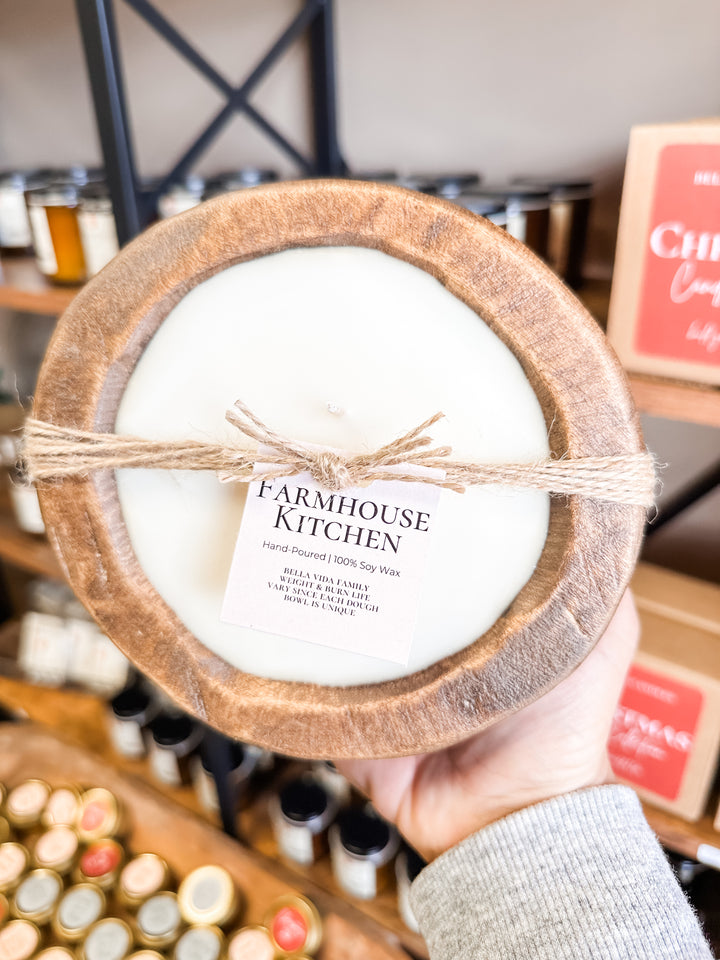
[335,589,639,862]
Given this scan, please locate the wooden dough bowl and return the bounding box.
[33,179,646,759]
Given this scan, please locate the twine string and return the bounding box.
[21,399,657,507]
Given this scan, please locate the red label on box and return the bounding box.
[608,664,704,801]
[635,143,720,365]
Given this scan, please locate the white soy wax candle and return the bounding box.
[115,245,550,686]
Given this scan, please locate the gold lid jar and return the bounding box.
[134,892,183,949]
[177,866,237,929]
[173,925,224,960]
[11,869,63,925]
[74,839,124,891]
[226,926,275,960]
[0,845,30,896]
[36,948,76,960]
[53,884,106,943]
[127,952,164,960]
[75,790,123,844]
[42,789,82,830]
[79,918,133,960]
[5,782,50,832]
[33,826,79,876]
[0,919,41,960]
[117,855,170,911]
[263,896,322,958]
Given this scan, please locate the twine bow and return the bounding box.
[22,399,658,507]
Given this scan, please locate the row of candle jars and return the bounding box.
[0,165,592,289]
[0,778,323,960]
[106,687,425,932]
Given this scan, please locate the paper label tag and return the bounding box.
[221,454,442,665]
[608,663,703,801]
[635,143,720,366]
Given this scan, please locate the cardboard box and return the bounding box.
[609,563,720,821]
[607,120,720,385]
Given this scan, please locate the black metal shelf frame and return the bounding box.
[75,0,346,245]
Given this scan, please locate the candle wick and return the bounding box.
[326,402,344,416]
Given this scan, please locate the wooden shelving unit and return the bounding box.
[0,675,426,959]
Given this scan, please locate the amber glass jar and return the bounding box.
[26,186,86,284]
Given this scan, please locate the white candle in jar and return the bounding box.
[115,245,550,686]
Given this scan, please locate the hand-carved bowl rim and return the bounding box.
[34,179,645,759]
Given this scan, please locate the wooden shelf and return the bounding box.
[0,514,64,579]
[645,800,720,867]
[628,374,720,428]
[0,256,79,314]
[578,283,720,429]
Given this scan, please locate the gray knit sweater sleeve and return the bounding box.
[410,785,712,959]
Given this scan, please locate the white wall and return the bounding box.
[3,0,720,273]
[1,0,719,580]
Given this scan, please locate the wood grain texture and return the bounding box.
[0,725,412,960]
[32,179,646,758]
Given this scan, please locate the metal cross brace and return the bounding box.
[75,0,346,245]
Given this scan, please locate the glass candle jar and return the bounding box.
[5,782,50,833]
[148,714,202,787]
[11,869,62,926]
[36,948,75,960]
[426,173,481,199]
[0,845,29,896]
[41,788,81,829]
[458,186,551,258]
[0,171,36,256]
[25,185,86,284]
[32,826,79,877]
[118,854,170,911]
[193,742,258,815]
[52,884,106,943]
[330,809,400,900]
[0,919,41,960]
[0,436,44,537]
[134,892,183,950]
[263,896,321,959]
[77,183,119,278]
[226,926,275,960]
[452,193,507,228]
[75,789,123,843]
[109,684,159,760]
[512,178,593,288]
[310,761,352,807]
[74,839,124,890]
[173,924,224,960]
[80,918,133,960]
[177,865,237,929]
[157,176,205,219]
[395,847,426,933]
[270,778,337,867]
[202,169,278,200]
